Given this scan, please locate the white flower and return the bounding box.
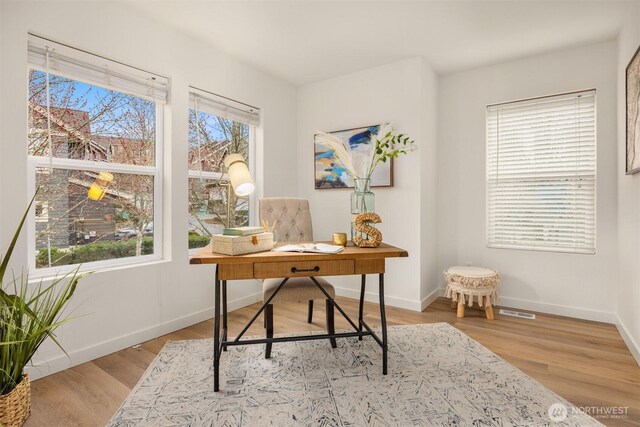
[351,139,375,179]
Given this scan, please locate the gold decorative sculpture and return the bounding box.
[353,212,382,247]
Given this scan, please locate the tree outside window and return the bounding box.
[187,107,250,249]
[29,70,158,268]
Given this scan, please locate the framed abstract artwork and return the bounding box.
[314,124,393,189]
[626,43,640,175]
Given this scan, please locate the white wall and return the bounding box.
[420,59,440,306]
[296,57,439,311]
[616,2,640,363]
[0,1,3,232]
[438,41,619,322]
[0,1,297,378]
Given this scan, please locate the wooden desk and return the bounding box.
[190,242,408,392]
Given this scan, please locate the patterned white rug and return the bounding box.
[108,323,600,426]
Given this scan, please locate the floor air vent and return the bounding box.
[499,309,536,319]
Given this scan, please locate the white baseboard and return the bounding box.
[335,287,442,311]
[333,286,424,311]
[227,291,263,312]
[26,291,262,381]
[615,315,640,367]
[421,287,444,311]
[496,294,616,324]
[335,286,616,323]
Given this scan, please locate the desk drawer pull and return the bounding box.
[254,260,353,278]
[291,266,320,273]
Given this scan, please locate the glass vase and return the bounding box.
[351,178,375,242]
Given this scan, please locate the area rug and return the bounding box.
[107,323,600,426]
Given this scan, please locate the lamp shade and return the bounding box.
[223,154,255,197]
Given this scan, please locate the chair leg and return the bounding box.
[265,304,273,359]
[326,299,337,348]
[307,300,314,323]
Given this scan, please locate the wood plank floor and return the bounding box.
[24,297,640,427]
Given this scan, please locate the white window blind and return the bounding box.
[189,87,260,126]
[486,90,596,254]
[28,34,168,103]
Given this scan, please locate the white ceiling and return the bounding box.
[125,0,632,86]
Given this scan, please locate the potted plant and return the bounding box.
[0,194,83,426]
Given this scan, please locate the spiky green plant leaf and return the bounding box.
[0,191,83,395]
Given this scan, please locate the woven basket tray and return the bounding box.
[0,373,31,427]
[211,232,274,256]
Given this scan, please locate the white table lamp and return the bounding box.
[221,154,255,228]
[224,153,255,197]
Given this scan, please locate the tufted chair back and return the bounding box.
[259,198,313,243]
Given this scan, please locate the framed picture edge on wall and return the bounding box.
[625,43,640,175]
[313,124,394,190]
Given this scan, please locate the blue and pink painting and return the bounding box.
[314,125,393,189]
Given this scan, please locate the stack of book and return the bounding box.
[273,243,344,254]
[222,226,265,236]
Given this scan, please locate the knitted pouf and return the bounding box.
[444,266,500,319]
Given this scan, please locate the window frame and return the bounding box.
[26,64,165,278]
[485,89,597,255]
[187,92,257,255]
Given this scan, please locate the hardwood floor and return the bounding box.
[25,297,640,426]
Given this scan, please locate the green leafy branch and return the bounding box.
[367,129,416,178]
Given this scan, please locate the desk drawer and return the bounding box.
[254,260,354,279]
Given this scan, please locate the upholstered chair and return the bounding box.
[259,198,337,358]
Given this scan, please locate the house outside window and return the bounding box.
[35,201,49,223]
[486,90,597,254]
[27,34,168,273]
[187,88,259,250]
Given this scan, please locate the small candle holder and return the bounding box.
[332,232,347,247]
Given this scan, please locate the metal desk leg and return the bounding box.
[222,280,228,352]
[358,274,366,341]
[213,275,221,392]
[379,273,388,375]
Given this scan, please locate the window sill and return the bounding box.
[28,255,170,283]
[189,247,210,256]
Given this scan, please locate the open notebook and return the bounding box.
[272,243,345,254]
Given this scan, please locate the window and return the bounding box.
[187,88,258,250]
[486,90,596,254]
[27,34,168,272]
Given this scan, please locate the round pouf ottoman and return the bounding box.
[444,266,500,320]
